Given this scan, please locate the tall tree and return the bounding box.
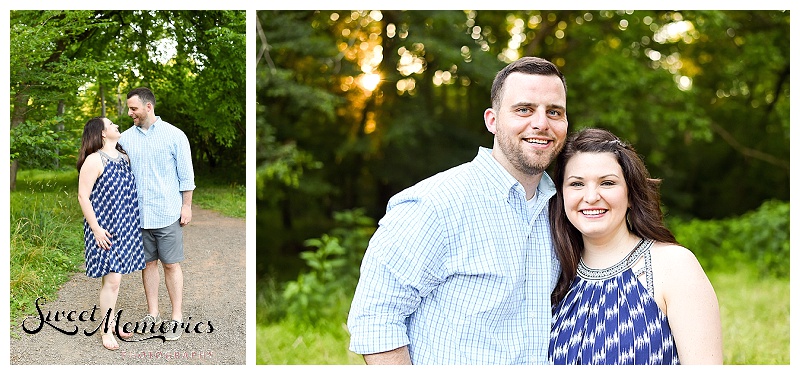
[9,10,117,189]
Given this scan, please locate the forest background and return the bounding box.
[256,10,790,364]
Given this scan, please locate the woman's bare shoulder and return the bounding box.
[649,242,709,281]
[650,242,698,262]
[80,152,104,175]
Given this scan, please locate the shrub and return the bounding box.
[280,209,375,326]
[9,172,85,321]
[669,200,789,278]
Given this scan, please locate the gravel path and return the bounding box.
[9,207,246,365]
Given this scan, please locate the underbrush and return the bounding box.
[256,200,790,364]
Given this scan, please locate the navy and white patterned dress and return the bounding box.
[83,150,145,278]
[549,238,680,365]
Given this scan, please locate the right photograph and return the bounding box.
[255,10,789,365]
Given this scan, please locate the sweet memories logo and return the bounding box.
[22,297,215,342]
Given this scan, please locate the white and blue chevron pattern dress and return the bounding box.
[549,239,680,365]
[83,150,145,278]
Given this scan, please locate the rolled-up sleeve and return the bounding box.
[347,196,447,354]
[175,132,195,192]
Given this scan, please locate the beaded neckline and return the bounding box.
[98,150,124,162]
[577,238,654,280]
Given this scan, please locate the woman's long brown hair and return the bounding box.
[549,128,678,305]
[76,117,126,172]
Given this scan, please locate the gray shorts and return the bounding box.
[141,220,185,264]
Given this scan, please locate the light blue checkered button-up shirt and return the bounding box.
[119,116,195,229]
[347,147,560,364]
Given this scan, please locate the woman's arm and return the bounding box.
[77,154,112,250]
[657,245,723,364]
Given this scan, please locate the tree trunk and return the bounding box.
[100,84,107,117]
[55,100,65,168]
[10,160,19,192]
[10,88,30,191]
[117,85,125,118]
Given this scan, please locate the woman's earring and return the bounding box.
[626,209,633,231]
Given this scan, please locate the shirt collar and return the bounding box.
[473,146,556,201]
[135,116,162,134]
[474,147,518,196]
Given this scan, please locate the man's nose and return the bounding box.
[530,109,549,130]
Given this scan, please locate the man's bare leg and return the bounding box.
[142,260,161,317]
[163,262,183,322]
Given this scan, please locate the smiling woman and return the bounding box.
[562,152,629,244]
[76,116,145,351]
[548,128,723,365]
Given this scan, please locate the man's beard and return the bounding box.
[496,127,561,176]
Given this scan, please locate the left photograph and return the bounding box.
[9,10,246,364]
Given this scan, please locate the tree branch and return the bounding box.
[709,121,789,170]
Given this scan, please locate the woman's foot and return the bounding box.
[110,319,134,339]
[117,325,134,339]
[101,332,119,351]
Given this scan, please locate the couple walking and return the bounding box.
[76,87,195,350]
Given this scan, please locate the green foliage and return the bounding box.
[255,127,322,196]
[256,11,789,291]
[276,209,375,326]
[192,169,246,219]
[9,170,85,326]
[257,267,788,364]
[669,200,789,278]
[159,10,247,171]
[255,197,789,364]
[10,10,246,183]
[9,119,79,169]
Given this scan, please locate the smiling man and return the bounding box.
[119,87,195,342]
[347,57,568,365]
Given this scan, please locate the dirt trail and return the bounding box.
[9,207,246,365]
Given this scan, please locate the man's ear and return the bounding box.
[484,108,497,135]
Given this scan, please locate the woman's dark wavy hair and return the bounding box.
[76,117,126,171]
[548,128,678,305]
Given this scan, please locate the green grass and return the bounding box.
[256,269,790,364]
[9,168,245,333]
[10,170,86,333]
[193,170,246,218]
[256,321,364,365]
[709,270,790,364]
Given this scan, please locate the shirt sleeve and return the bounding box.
[347,194,448,355]
[174,130,195,192]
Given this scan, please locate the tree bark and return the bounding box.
[10,88,30,191]
[100,84,107,117]
[55,100,65,169]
